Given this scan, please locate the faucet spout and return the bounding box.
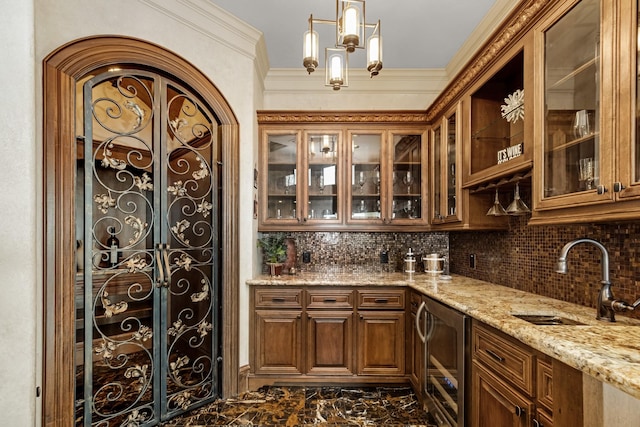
[556,238,610,284]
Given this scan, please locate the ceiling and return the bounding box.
[210,0,500,71]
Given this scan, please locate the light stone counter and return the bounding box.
[247,272,640,400]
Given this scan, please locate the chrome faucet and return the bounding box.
[556,238,640,322]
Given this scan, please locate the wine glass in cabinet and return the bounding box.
[389,130,427,225]
[261,131,301,225]
[347,131,384,224]
[305,132,342,223]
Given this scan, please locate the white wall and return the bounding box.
[0,1,37,425]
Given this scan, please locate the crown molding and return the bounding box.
[257,110,428,124]
[426,0,553,121]
[138,0,269,80]
[446,0,520,79]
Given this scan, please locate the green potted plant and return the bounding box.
[257,233,287,276]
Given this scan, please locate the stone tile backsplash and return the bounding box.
[449,215,640,319]
[259,217,640,320]
[260,231,449,274]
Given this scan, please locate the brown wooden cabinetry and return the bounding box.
[257,111,428,232]
[249,285,407,388]
[305,288,355,375]
[356,289,406,376]
[531,0,640,224]
[471,320,582,427]
[252,288,304,375]
[408,291,424,398]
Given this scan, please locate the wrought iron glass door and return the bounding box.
[75,69,221,426]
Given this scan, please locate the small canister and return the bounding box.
[404,248,416,279]
[423,253,444,275]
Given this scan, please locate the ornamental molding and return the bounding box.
[426,0,552,122]
[257,111,428,124]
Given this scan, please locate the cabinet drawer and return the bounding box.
[254,288,303,309]
[473,323,534,395]
[307,289,354,309]
[357,289,405,310]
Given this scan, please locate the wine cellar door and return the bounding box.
[75,69,221,425]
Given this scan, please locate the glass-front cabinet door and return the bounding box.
[616,0,640,200]
[431,124,443,222]
[306,132,341,224]
[390,130,427,225]
[536,0,613,208]
[431,104,462,225]
[347,131,383,224]
[262,131,301,224]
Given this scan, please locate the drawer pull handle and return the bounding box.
[485,349,505,363]
[271,297,286,302]
[323,298,337,303]
[374,298,389,304]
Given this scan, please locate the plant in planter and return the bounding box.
[257,233,287,276]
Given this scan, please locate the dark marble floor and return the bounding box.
[162,386,436,426]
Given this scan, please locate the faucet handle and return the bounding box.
[632,298,640,310]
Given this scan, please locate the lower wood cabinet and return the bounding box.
[254,309,303,375]
[249,285,406,388]
[357,310,405,376]
[306,310,354,375]
[471,320,582,427]
[472,362,533,427]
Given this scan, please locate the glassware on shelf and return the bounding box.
[402,171,414,194]
[578,157,595,190]
[357,170,366,193]
[506,182,530,215]
[486,188,507,216]
[374,169,381,194]
[318,173,325,194]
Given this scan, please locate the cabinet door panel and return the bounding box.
[357,311,405,375]
[472,362,532,427]
[306,311,354,375]
[254,310,303,375]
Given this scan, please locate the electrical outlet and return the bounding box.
[469,253,476,269]
[302,251,311,263]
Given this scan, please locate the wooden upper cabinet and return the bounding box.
[531,0,640,224]
[431,103,463,226]
[463,38,533,189]
[257,111,429,231]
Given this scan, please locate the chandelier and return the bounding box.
[303,0,383,90]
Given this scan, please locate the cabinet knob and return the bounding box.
[596,185,608,195]
[613,182,626,192]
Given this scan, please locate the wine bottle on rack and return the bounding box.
[107,226,120,268]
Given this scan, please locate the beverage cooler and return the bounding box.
[416,296,470,426]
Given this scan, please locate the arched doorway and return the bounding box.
[43,36,239,426]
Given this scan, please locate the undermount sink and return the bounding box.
[513,314,586,326]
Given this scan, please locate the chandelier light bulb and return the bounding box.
[303,29,319,74]
[329,54,344,90]
[342,5,359,51]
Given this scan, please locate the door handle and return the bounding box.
[155,243,165,287]
[162,244,172,287]
[415,301,426,342]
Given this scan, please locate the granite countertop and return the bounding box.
[247,272,640,400]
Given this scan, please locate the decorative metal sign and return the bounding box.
[501,89,524,123]
[497,142,524,164]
